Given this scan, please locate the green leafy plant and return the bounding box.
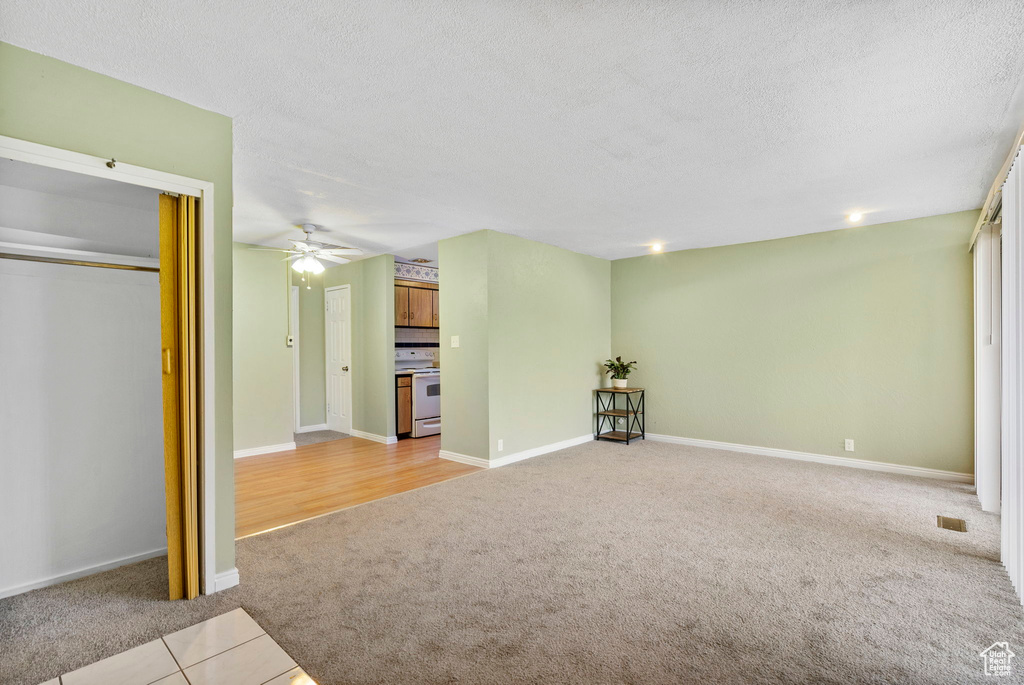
[603,356,637,380]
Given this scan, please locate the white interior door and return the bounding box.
[325,285,353,434]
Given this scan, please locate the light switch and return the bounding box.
[451,335,460,348]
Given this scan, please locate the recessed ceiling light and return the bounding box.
[847,212,864,223]
[651,243,663,252]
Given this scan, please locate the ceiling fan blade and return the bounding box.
[319,254,352,265]
[249,247,298,253]
[319,248,363,255]
[288,240,317,252]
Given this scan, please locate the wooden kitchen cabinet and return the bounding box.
[395,280,439,328]
[397,378,412,434]
[409,288,433,327]
[395,286,410,326]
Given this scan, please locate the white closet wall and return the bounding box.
[0,260,165,597]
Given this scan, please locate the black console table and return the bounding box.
[594,387,645,444]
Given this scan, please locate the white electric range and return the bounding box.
[395,350,440,437]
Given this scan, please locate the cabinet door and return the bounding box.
[409,288,433,327]
[431,290,439,328]
[397,386,412,433]
[395,286,409,326]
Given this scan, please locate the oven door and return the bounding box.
[412,374,441,420]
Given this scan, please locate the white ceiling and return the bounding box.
[4,1,1024,259]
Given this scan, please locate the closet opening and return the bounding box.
[0,139,216,601]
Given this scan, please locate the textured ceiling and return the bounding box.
[4,1,1024,259]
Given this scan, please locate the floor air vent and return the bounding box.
[937,516,967,532]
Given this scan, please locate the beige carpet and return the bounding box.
[2,440,1021,684]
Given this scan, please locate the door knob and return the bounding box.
[342,366,349,371]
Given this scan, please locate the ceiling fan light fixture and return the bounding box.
[292,254,325,274]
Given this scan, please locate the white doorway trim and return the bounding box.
[0,134,223,595]
[324,285,353,434]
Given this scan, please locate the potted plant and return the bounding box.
[604,356,637,388]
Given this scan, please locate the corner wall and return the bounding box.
[486,232,611,459]
[0,42,236,574]
[611,210,977,474]
[440,230,611,462]
[438,232,491,458]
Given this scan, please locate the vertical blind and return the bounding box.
[1001,151,1023,603]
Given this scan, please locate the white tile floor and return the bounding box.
[41,609,315,685]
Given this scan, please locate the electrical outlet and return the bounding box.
[497,439,503,452]
[451,335,460,348]
[845,438,854,452]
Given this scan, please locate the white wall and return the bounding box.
[0,158,159,257]
[0,259,165,597]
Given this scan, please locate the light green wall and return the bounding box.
[440,230,611,460]
[233,252,394,441]
[0,43,237,573]
[233,244,294,449]
[323,255,395,437]
[293,272,326,428]
[487,232,610,458]
[361,256,397,437]
[611,210,977,474]
[438,232,491,458]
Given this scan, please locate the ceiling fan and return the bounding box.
[252,224,363,274]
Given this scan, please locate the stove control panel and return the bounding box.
[395,350,436,361]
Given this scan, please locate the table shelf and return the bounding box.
[597,430,644,442]
[596,409,642,417]
[594,387,645,444]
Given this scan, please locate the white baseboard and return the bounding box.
[440,434,593,469]
[233,442,296,459]
[438,450,490,468]
[647,433,974,483]
[295,423,328,434]
[350,429,398,444]
[211,567,240,593]
[0,547,167,599]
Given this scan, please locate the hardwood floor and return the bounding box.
[234,435,480,538]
